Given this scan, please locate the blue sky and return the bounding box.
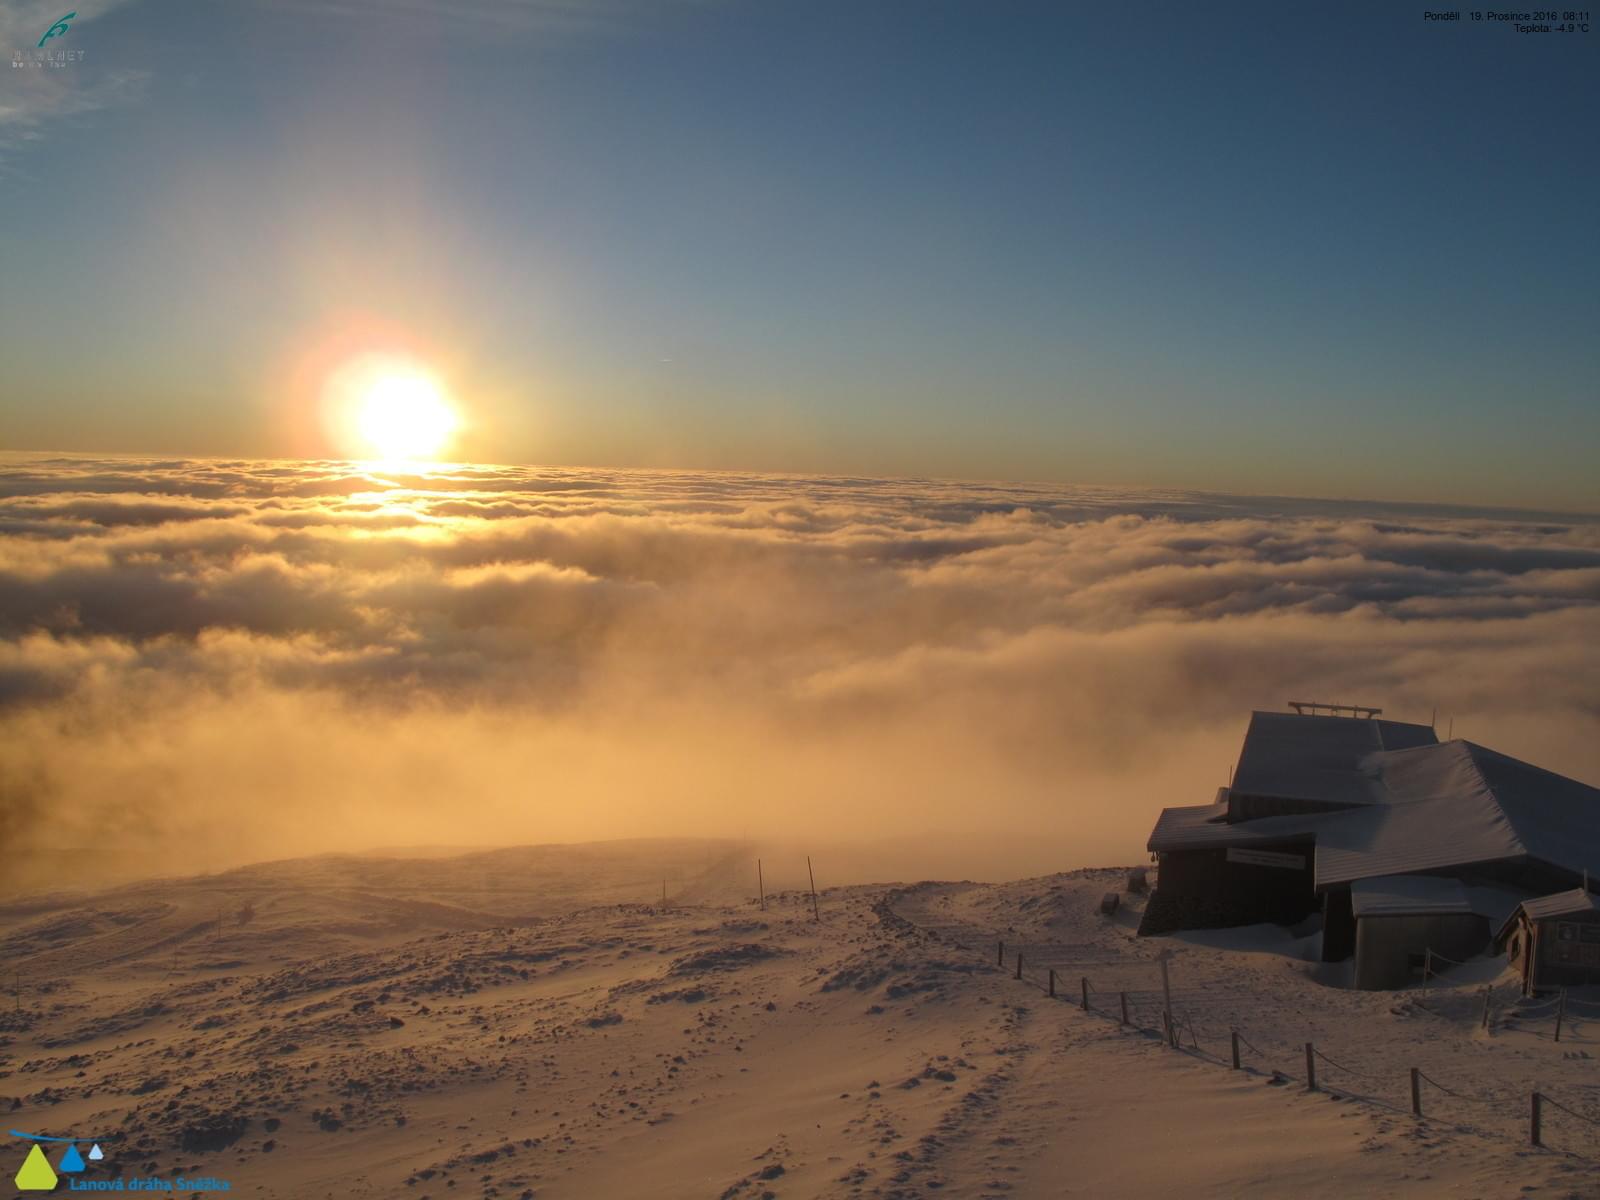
[1,0,1596,508]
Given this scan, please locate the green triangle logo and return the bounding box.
[15,1142,59,1190]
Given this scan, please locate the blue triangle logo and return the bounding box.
[59,1143,87,1172]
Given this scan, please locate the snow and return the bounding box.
[1349,875,1473,918]
[1150,731,1600,897]
[2,845,1596,1198]
[1229,710,1438,809]
[1508,888,1600,923]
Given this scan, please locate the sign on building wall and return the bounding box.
[1225,847,1306,871]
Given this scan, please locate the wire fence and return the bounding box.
[900,900,1600,1159]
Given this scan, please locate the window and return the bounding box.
[1552,924,1580,963]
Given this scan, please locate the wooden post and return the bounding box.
[1015,952,1023,981]
[1530,1091,1542,1147]
[1305,1042,1316,1091]
[1410,1067,1421,1117]
[807,856,819,922]
[662,879,667,908]
[997,940,1004,967]
[1230,1030,1240,1069]
[1047,968,1055,998]
[1555,988,1566,1043]
[757,859,765,912]
[1480,986,1492,1031]
[1423,948,1431,991]
[1158,950,1173,1039]
[1119,991,1129,1026]
[1080,976,1089,1012]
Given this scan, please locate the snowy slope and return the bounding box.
[1,847,1595,1199]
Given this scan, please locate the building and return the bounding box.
[1348,875,1489,990]
[1495,889,1600,994]
[1141,705,1600,990]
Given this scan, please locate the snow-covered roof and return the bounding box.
[1146,802,1323,853]
[1314,741,1600,888]
[1229,710,1437,809]
[1494,888,1600,943]
[1350,874,1472,918]
[1149,731,1600,892]
[1312,791,1520,887]
[1513,888,1600,922]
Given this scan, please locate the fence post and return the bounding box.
[1015,952,1023,981]
[1230,1030,1240,1070]
[1530,1091,1542,1147]
[1158,951,1173,1041]
[1119,991,1129,1026]
[1305,1042,1316,1091]
[1080,977,1089,1012]
[1480,987,1492,1031]
[1410,1067,1421,1117]
[1554,988,1566,1043]
[998,940,1004,967]
[1048,968,1055,998]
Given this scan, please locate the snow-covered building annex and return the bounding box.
[1141,704,1600,990]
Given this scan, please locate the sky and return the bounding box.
[1,0,1596,509]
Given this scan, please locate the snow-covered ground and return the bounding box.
[2,845,1595,1198]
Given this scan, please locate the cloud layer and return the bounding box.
[2,453,1597,888]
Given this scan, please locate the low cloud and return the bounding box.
[1,453,1597,890]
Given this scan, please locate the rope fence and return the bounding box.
[1414,1069,1500,1107]
[957,927,1599,1158]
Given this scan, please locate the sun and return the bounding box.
[322,354,461,462]
[357,369,458,461]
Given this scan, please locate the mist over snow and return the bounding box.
[1,453,1597,889]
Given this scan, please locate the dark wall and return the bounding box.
[1140,844,1317,935]
[1353,913,1489,990]
[1322,888,1355,961]
[1533,911,1600,991]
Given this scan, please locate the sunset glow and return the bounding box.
[1,3,1596,1194]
